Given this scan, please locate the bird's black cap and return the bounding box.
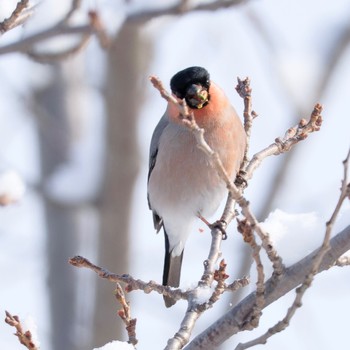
[170,66,210,99]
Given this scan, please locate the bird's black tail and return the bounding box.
[163,231,184,308]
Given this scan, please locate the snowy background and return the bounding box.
[1,0,350,349]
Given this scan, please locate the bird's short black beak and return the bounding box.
[186,84,209,109]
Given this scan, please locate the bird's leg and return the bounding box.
[197,213,228,240]
[235,170,248,189]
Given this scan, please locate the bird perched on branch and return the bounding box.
[148,66,246,307]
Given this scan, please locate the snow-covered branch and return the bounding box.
[186,223,350,349]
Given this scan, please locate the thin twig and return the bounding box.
[245,8,347,221]
[235,77,258,171]
[235,149,350,350]
[226,276,250,292]
[69,255,188,302]
[164,260,246,350]
[237,219,264,328]
[61,0,83,24]
[0,24,93,56]
[88,10,111,49]
[127,0,247,23]
[0,0,246,60]
[27,35,91,63]
[0,10,110,59]
[115,283,138,346]
[0,0,30,34]
[26,11,109,63]
[234,77,285,276]
[241,204,284,276]
[164,260,231,350]
[243,104,323,183]
[185,224,350,349]
[200,260,230,309]
[5,311,40,350]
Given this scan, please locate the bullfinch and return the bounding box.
[148,66,246,307]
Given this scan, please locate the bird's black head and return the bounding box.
[170,66,210,109]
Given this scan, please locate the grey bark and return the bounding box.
[185,225,350,349]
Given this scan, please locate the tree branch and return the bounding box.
[243,104,322,182]
[246,8,350,221]
[0,0,32,34]
[69,255,188,303]
[185,224,350,349]
[26,34,91,63]
[4,311,40,350]
[235,77,258,171]
[235,149,350,350]
[237,219,265,328]
[61,0,83,24]
[127,0,247,24]
[0,0,248,60]
[114,283,138,346]
[0,24,93,56]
